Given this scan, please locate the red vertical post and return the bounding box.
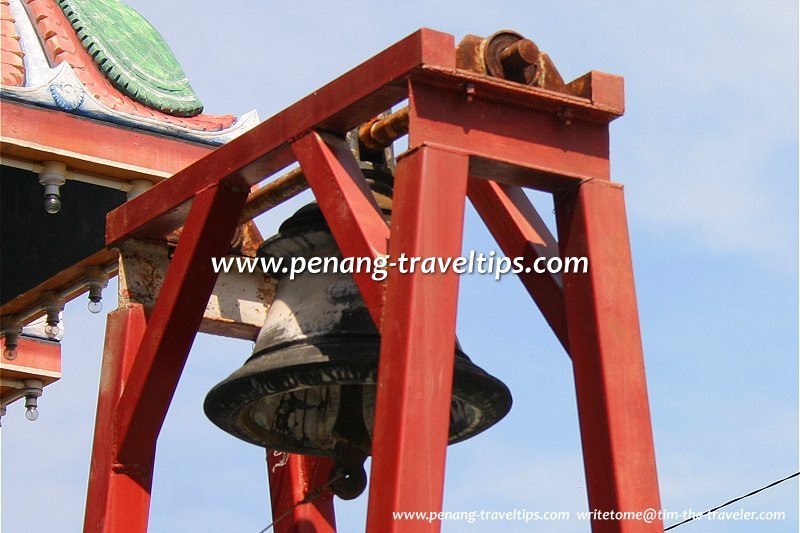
[555,179,662,532]
[84,304,150,533]
[366,146,469,532]
[266,451,337,533]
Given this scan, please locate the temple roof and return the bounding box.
[57,0,204,116]
[1,0,256,144]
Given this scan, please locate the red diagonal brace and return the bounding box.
[366,145,469,532]
[555,178,662,532]
[115,183,249,465]
[292,131,390,325]
[467,178,569,351]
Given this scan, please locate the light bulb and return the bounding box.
[44,323,60,338]
[87,298,103,314]
[3,347,17,360]
[44,194,61,214]
[25,407,39,421]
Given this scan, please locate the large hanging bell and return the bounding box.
[204,172,512,499]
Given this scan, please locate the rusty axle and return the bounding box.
[358,107,410,152]
[240,108,412,223]
[239,167,308,224]
[499,39,539,82]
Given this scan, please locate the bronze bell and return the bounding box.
[204,171,512,499]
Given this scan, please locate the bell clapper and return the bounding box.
[329,446,368,500]
[329,384,371,500]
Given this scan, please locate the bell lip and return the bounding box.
[203,340,512,454]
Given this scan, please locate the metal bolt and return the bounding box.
[465,83,476,102]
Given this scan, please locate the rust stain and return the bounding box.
[256,277,277,305]
[455,30,567,93]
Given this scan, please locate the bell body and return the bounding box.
[204,205,512,466]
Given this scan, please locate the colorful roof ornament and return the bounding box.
[57,0,204,116]
[0,0,257,144]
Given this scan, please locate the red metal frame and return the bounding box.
[292,132,390,324]
[555,179,661,520]
[86,28,661,532]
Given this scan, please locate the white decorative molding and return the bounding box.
[1,52,259,145]
[8,0,52,85]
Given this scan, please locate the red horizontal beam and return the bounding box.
[413,67,624,124]
[408,79,612,191]
[0,335,61,384]
[0,100,210,179]
[106,29,455,245]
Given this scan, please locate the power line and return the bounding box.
[256,469,797,531]
[257,472,343,533]
[664,471,799,531]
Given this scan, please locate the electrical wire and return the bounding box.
[664,471,799,531]
[256,469,797,531]
[257,472,344,533]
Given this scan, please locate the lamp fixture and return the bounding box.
[84,267,109,314]
[40,292,65,339]
[1,320,22,361]
[38,161,67,214]
[22,379,43,421]
[0,378,44,424]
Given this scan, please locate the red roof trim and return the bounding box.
[0,1,25,86]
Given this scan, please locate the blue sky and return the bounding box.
[2,1,798,532]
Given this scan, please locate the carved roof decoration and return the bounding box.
[56,0,203,116]
[0,0,257,144]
